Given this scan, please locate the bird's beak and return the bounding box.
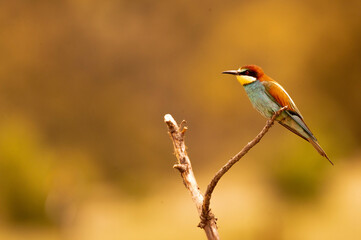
[222,70,238,75]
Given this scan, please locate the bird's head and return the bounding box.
[222,65,264,85]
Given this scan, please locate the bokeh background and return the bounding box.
[0,0,361,239]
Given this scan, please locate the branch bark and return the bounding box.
[201,106,288,224]
[164,114,220,240]
[164,106,287,240]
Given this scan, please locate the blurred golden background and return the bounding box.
[0,0,360,239]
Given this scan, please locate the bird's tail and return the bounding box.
[308,138,334,165]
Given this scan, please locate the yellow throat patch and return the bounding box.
[236,75,257,85]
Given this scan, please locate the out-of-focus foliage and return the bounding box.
[0,0,360,239]
[0,118,51,224]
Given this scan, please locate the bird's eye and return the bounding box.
[242,70,257,77]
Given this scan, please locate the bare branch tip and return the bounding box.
[173,164,187,173]
[164,114,175,123]
[180,119,187,127]
[181,126,188,136]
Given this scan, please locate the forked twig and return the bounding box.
[201,106,288,225]
[164,106,288,240]
[164,114,220,240]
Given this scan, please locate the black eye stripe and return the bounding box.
[240,70,257,78]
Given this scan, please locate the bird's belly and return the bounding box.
[244,82,280,118]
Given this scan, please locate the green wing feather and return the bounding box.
[262,81,316,140]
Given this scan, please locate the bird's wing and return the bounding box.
[261,80,302,117]
[262,80,317,140]
[262,80,331,164]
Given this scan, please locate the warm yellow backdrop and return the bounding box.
[0,0,360,239]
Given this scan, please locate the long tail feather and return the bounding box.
[308,139,334,165]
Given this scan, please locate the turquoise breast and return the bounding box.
[243,81,281,119]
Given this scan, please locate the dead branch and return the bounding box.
[164,114,219,240]
[201,106,288,226]
[164,106,287,239]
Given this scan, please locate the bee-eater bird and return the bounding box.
[223,64,333,165]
